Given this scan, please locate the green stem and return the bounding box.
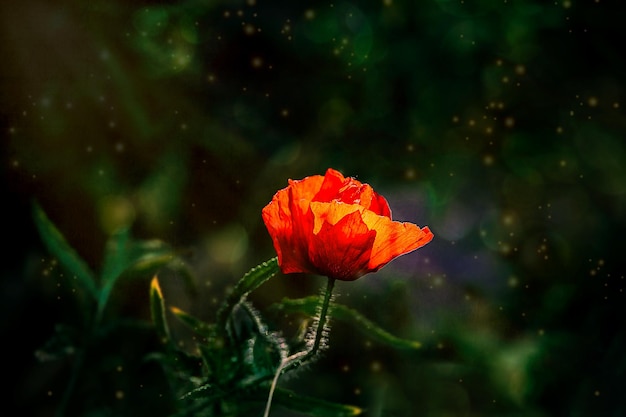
[264,277,336,417]
[283,276,335,373]
[309,277,335,358]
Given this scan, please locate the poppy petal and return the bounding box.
[312,168,347,202]
[288,174,325,203]
[360,210,434,271]
[309,201,363,234]
[310,209,377,280]
[262,175,324,274]
[312,169,392,218]
[357,186,392,218]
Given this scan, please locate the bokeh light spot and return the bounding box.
[98,195,136,234]
[205,223,249,265]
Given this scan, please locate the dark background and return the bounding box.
[2,0,625,416]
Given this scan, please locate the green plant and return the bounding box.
[33,169,433,416]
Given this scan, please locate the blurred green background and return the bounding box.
[2,0,625,416]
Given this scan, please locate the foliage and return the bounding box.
[33,203,423,416]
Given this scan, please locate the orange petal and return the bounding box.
[309,201,363,234]
[312,168,347,202]
[312,169,392,218]
[262,175,324,274]
[262,172,323,233]
[309,209,377,280]
[360,210,434,271]
[356,185,392,218]
[289,173,325,202]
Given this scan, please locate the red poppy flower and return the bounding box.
[262,168,434,281]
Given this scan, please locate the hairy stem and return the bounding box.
[264,277,336,417]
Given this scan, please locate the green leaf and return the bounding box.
[150,276,170,344]
[238,303,286,379]
[169,308,235,382]
[99,233,191,322]
[121,249,196,297]
[197,342,229,382]
[97,228,132,321]
[102,233,181,290]
[105,235,186,283]
[170,306,216,339]
[268,388,363,417]
[32,201,98,300]
[271,296,422,350]
[216,257,279,330]
[178,381,223,405]
[180,385,363,417]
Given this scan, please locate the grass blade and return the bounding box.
[266,388,363,417]
[32,201,98,300]
[150,276,170,344]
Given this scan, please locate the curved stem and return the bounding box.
[264,277,336,417]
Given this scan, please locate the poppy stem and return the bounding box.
[263,276,336,417]
[311,276,335,355]
[286,276,335,367]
